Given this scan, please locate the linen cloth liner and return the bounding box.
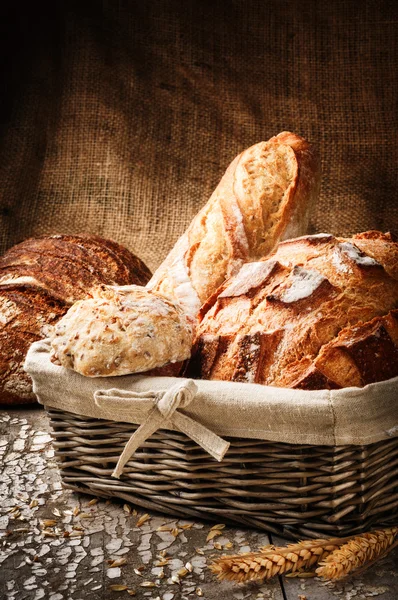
[25,340,398,454]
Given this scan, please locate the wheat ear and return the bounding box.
[316,527,398,581]
[210,538,342,582]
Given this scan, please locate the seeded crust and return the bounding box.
[50,286,193,377]
[147,131,321,320]
[0,235,152,405]
[188,231,398,389]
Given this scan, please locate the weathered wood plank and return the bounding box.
[0,408,284,600]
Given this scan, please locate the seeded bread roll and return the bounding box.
[0,234,152,404]
[188,231,398,389]
[50,286,193,377]
[147,132,321,320]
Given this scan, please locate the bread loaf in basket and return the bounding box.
[188,230,398,389]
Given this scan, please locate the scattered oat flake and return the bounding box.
[224,542,233,549]
[156,525,172,532]
[171,528,180,537]
[155,559,169,567]
[206,530,223,542]
[79,513,92,519]
[88,498,98,506]
[53,508,61,517]
[134,568,144,576]
[123,504,132,514]
[185,562,193,572]
[140,581,157,587]
[42,520,57,527]
[171,575,180,584]
[180,523,193,530]
[42,530,57,537]
[196,588,203,596]
[73,507,80,516]
[195,548,205,555]
[210,523,225,531]
[109,585,128,591]
[127,591,136,597]
[109,558,127,568]
[177,567,189,578]
[214,542,223,550]
[29,500,39,508]
[136,514,151,527]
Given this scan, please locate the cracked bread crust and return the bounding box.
[147,131,321,320]
[188,231,398,389]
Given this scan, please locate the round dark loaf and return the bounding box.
[0,234,151,404]
[188,230,398,389]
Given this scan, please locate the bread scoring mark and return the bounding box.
[219,260,279,298]
[279,233,335,246]
[268,266,327,304]
[331,249,352,274]
[291,364,340,390]
[0,275,43,288]
[170,256,202,317]
[338,242,381,268]
[227,185,250,256]
[231,329,284,384]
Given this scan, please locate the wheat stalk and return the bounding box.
[210,538,342,582]
[210,527,398,583]
[316,527,398,581]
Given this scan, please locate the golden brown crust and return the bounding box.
[148,132,321,319]
[0,235,152,404]
[188,231,398,389]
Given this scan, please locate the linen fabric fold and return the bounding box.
[94,381,230,477]
[25,339,398,449]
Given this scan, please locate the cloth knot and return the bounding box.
[94,379,230,479]
[155,379,197,419]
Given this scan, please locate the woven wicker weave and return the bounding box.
[47,407,398,540]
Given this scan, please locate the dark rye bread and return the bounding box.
[0,234,152,404]
[0,287,66,404]
[0,234,152,302]
[188,231,398,389]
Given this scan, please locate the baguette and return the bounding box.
[147,131,321,319]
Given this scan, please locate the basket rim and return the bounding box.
[25,339,398,449]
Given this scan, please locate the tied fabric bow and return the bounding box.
[94,379,230,479]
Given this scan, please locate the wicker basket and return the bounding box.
[25,339,398,541]
[46,406,398,541]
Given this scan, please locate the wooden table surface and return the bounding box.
[1,407,397,600]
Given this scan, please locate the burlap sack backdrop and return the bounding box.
[1,1,397,271]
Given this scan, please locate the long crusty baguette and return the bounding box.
[147,131,321,319]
